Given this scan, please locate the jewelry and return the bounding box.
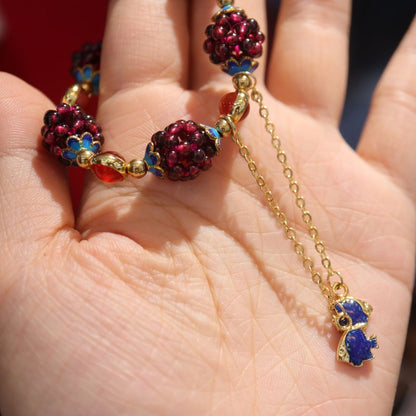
[40,0,378,367]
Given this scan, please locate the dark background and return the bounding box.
[0,0,415,414]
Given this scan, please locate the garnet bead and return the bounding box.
[55,124,69,137]
[205,24,214,37]
[213,25,228,40]
[193,149,206,163]
[203,39,215,54]
[204,9,265,71]
[247,18,258,32]
[43,110,60,126]
[229,12,244,25]
[184,121,198,134]
[41,104,104,165]
[151,120,219,181]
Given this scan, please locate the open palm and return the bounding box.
[1,1,415,415]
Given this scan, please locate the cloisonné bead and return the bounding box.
[41,103,104,166]
[70,41,102,78]
[70,41,102,95]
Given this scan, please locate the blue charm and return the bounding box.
[144,143,164,178]
[332,297,378,367]
[62,132,101,166]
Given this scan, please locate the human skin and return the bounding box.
[0,0,415,415]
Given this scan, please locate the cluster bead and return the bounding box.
[41,103,104,166]
[70,41,102,79]
[203,9,265,73]
[151,120,219,181]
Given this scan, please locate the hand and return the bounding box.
[0,1,415,415]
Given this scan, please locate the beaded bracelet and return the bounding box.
[40,0,378,367]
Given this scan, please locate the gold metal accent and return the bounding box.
[143,142,165,177]
[127,159,148,178]
[62,84,83,106]
[250,84,348,302]
[334,313,353,332]
[232,72,256,91]
[62,83,92,106]
[80,82,93,95]
[331,297,372,332]
[92,153,127,177]
[226,76,349,304]
[228,90,250,123]
[199,124,222,154]
[76,149,95,169]
[337,333,351,364]
[217,0,234,7]
[215,116,233,137]
[230,127,334,303]
[212,6,244,22]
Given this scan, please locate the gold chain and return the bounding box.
[226,78,349,304]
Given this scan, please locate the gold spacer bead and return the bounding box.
[80,82,93,95]
[62,84,83,106]
[217,0,233,7]
[76,149,95,169]
[127,159,148,178]
[232,73,253,91]
[62,83,92,107]
[216,117,232,137]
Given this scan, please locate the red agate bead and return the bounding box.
[91,165,125,183]
[219,91,250,120]
[91,152,126,183]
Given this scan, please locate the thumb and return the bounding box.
[0,73,75,278]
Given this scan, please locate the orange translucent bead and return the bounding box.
[219,91,250,120]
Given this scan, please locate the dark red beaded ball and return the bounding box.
[70,41,102,78]
[151,120,218,181]
[41,103,104,166]
[203,10,265,65]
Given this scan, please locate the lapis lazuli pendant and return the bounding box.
[331,297,378,367]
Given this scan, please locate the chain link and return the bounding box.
[231,129,335,303]
[229,84,348,303]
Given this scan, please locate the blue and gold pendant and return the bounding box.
[331,297,378,367]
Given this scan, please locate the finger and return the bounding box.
[267,0,351,123]
[357,17,416,200]
[101,0,189,100]
[0,73,74,250]
[190,0,268,90]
